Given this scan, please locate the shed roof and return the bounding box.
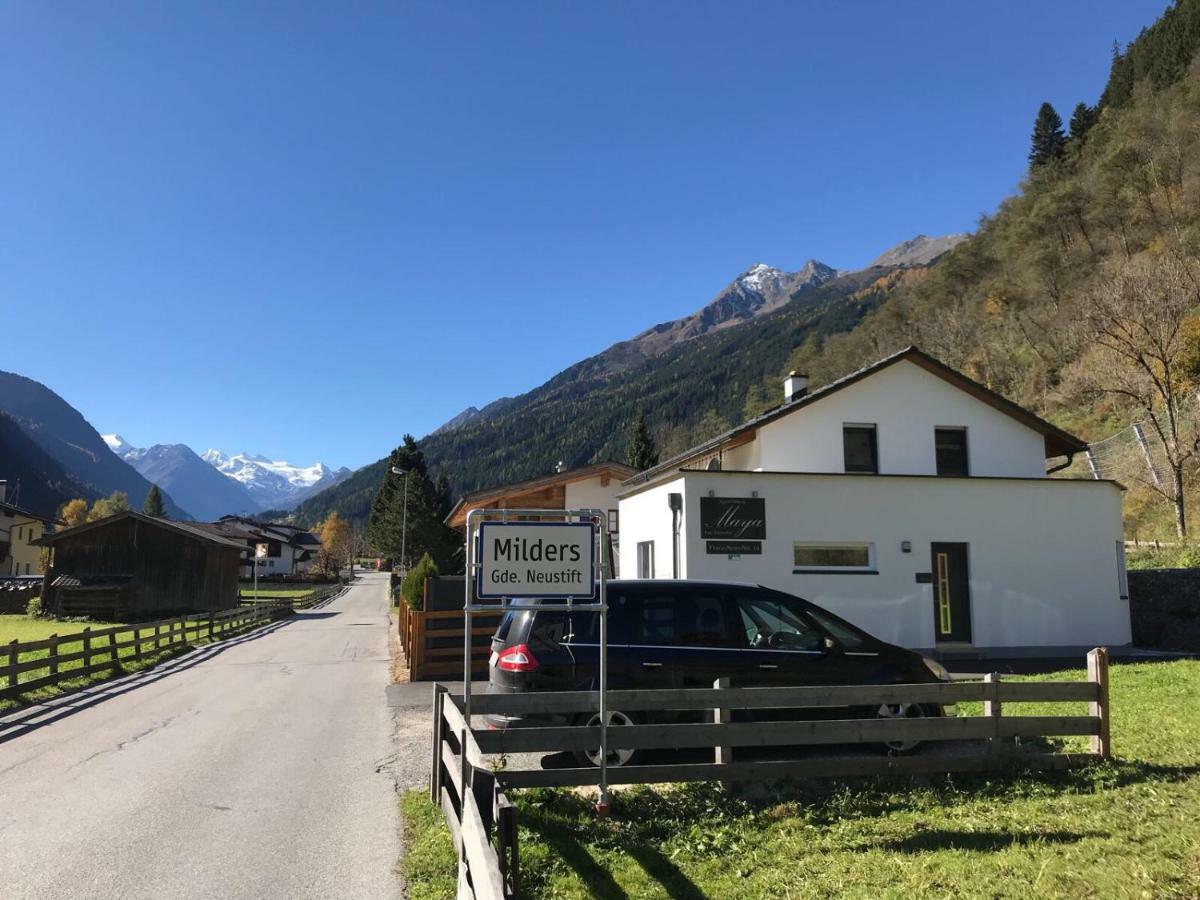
[36,510,247,550]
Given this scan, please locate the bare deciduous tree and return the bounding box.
[1069,253,1200,536]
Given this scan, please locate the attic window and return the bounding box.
[843,425,878,474]
[935,428,969,476]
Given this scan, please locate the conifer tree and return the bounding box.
[1029,102,1067,167]
[1068,102,1099,142]
[366,435,460,573]
[142,484,165,517]
[627,412,660,470]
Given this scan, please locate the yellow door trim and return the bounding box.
[936,551,952,635]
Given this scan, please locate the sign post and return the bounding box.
[254,542,268,599]
[464,508,610,830]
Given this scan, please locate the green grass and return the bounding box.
[238,588,314,599]
[0,614,126,645]
[402,660,1200,899]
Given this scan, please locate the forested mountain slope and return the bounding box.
[0,372,189,519]
[294,263,911,523]
[0,412,84,518]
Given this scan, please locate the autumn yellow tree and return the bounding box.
[316,512,354,576]
[59,498,89,528]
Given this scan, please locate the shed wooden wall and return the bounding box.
[50,518,240,617]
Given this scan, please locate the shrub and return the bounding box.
[401,553,439,610]
[25,596,43,617]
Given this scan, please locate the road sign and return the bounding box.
[476,521,595,599]
[255,542,269,559]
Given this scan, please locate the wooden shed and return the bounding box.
[37,511,244,620]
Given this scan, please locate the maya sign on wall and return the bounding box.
[476,522,596,600]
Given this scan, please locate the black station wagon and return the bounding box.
[487,579,954,765]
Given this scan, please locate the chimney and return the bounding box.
[783,372,809,403]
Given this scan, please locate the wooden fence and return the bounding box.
[397,601,502,681]
[433,648,1112,899]
[240,583,344,610]
[0,602,292,704]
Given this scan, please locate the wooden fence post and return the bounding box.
[713,676,732,773]
[7,639,18,690]
[154,622,161,652]
[82,627,91,671]
[133,626,142,662]
[431,684,448,804]
[49,634,59,678]
[983,672,1003,761]
[411,610,426,681]
[1087,647,1111,759]
[208,613,215,641]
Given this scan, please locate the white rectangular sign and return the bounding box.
[255,542,269,560]
[476,522,595,600]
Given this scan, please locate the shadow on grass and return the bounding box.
[531,828,630,899]
[0,618,296,744]
[624,843,707,900]
[869,827,1104,854]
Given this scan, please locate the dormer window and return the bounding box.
[843,425,878,474]
[935,427,969,476]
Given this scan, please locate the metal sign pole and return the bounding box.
[596,512,610,813]
[463,506,611,815]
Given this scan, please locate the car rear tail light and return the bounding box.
[496,643,540,672]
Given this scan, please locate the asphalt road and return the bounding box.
[0,573,404,900]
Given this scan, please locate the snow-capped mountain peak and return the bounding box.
[202,449,351,510]
[737,263,787,292]
[103,433,132,455]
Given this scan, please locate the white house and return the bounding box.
[199,516,322,578]
[617,347,1131,657]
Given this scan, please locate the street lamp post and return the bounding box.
[390,466,410,574]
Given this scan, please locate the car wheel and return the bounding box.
[874,702,934,754]
[572,710,640,768]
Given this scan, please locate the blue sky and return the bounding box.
[1,1,1169,469]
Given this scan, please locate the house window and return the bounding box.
[793,542,876,573]
[1116,541,1129,600]
[608,509,619,535]
[636,541,655,579]
[843,425,878,474]
[935,427,969,476]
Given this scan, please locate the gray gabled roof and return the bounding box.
[36,510,247,550]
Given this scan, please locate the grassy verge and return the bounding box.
[401,660,1200,898]
[0,613,270,712]
[238,588,314,599]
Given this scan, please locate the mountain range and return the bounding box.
[0,367,350,522]
[103,437,351,517]
[199,449,351,510]
[291,232,965,525]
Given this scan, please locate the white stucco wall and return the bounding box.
[618,476,687,579]
[564,475,624,517]
[619,471,1129,653]
[752,359,1048,477]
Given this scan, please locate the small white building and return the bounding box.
[617,347,1131,657]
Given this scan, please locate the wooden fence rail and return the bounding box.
[0,602,292,703]
[433,648,1111,898]
[239,583,344,611]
